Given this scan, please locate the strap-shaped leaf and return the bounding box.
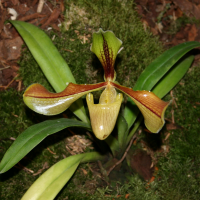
[9,20,88,123]
[21,152,104,200]
[152,55,194,98]
[124,56,194,145]
[105,135,120,157]
[0,118,91,173]
[124,41,200,128]
[117,114,129,152]
[134,42,200,91]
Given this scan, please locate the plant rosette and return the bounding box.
[23,28,169,140]
[1,20,200,200]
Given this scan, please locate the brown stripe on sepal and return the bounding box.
[111,82,170,133]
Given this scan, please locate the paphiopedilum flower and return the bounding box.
[23,29,169,140]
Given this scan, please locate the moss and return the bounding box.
[172,65,200,160]
[0,89,33,199]
[18,47,54,92]
[176,15,200,28]
[0,89,32,139]
[153,65,200,199]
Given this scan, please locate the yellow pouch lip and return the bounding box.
[86,92,123,140]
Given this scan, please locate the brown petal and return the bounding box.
[23,82,107,115]
[111,82,170,133]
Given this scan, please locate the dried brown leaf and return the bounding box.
[4,36,23,60]
[41,8,61,28]
[11,0,19,5]
[188,24,197,41]
[18,13,46,22]
[173,0,200,19]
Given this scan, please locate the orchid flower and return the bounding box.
[23,29,169,140]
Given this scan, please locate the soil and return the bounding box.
[0,0,200,183]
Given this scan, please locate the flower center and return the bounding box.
[99,84,117,104]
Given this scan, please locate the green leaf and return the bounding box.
[105,135,120,157]
[117,114,128,152]
[21,152,104,200]
[124,41,200,128]
[134,42,200,91]
[9,20,88,123]
[152,55,194,98]
[0,118,91,173]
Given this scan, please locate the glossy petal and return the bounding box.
[111,82,170,133]
[23,82,107,115]
[86,86,123,140]
[91,29,122,81]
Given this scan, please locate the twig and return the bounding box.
[18,80,22,91]
[33,162,49,176]
[97,160,109,185]
[170,90,178,108]
[171,109,175,124]
[45,1,53,12]
[65,145,75,155]
[46,147,56,155]
[18,13,46,21]
[107,133,137,176]
[62,48,74,53]
[85,131,95,141]
[44,2,62,26]
[15,163,34,173]
[0,0,4,10]
[0,66,10,71]
[0,137,16,141]
[37,0,45,13]
[0,74,18,89]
